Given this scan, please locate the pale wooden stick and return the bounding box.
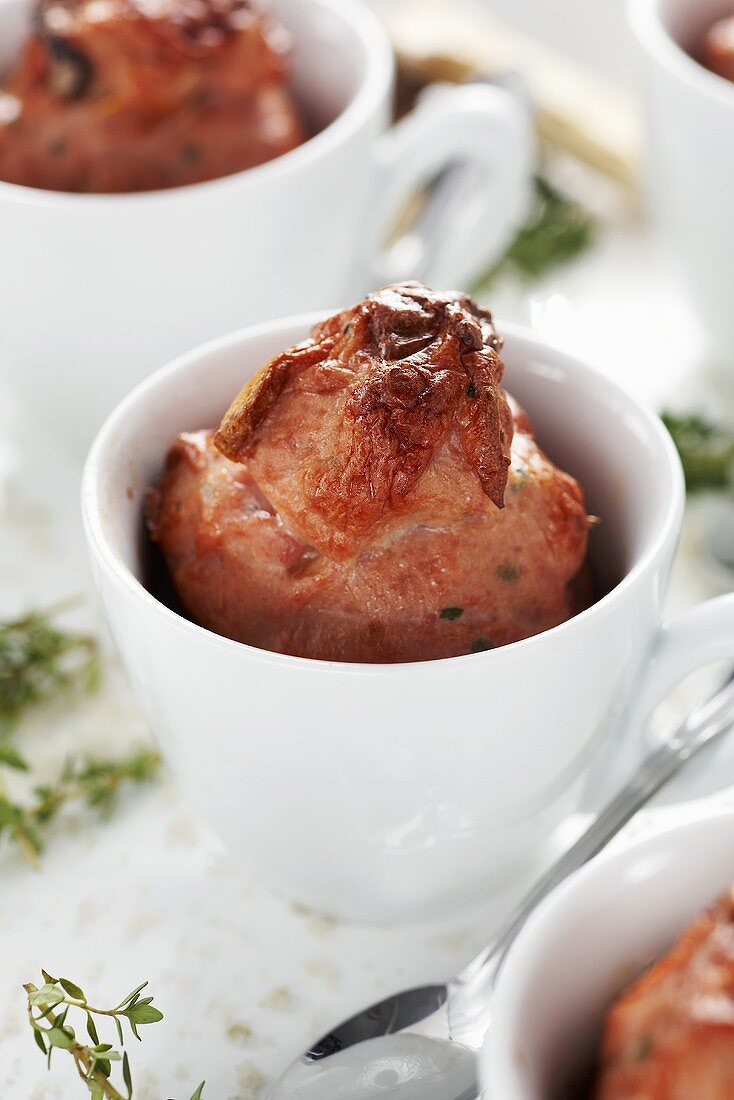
[384,0,641,188]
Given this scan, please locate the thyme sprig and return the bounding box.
[662,411,734,494]
[0,749,161,865]
[25,973,204,1099]
[473,173,595,293]
[0,603,100,735]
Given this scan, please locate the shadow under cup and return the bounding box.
[84,319,680,920]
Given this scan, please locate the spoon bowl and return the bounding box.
[270,1031,479,1099]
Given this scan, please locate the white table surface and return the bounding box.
[2,156,734,1100]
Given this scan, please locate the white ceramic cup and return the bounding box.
[630,0,734,365]
[82,314,734,922]
[0,0,532,453]
[484,807,734,1099]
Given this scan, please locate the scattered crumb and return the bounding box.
[125,910,158,939]
[0,1053,23,1089]
[304,956,342,989]
[134,1067,163,1099]
[258,986,294,1012]
[166,814,200,849]
[4,484,54,555]
[307,913,338,938]
[0,1005,23,1040]
[235,1059,266,1099]
[429,929,471,953]
[290,900,341,934]
[75,898,102,929]
[226,1021,254,1047]
[86,961,104,985]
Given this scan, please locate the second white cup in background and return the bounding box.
[0,0,532,453]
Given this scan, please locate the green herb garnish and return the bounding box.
[473,174,594,293]
[24,972,204,1099]
[633,1035,653,1062]
[440,607,464,621]
[470,638,494,653]
[0,749,160,866]
[496,563,519,582]
[662,411,734,493]
[0,741,29,770]
[0,605,100,735]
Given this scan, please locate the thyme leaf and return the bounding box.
[24,974,205,1099]
[473,174,594,293]
[0,604,100,735]
[662,411,734,494]
[0,749,160,865]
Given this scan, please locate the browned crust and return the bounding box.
[32,0,283,60]
[0,0,304,192]
[594,890,734,1099]
[214,283,514,533]
[215,336,337,459]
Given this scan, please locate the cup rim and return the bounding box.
[486,805,734,1095]
[629,0,734,108]
[82,314,685,675]
[0,0,392,207]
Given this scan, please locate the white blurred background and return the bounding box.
[371,0,633,88]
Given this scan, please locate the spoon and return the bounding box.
[265,672,734,1099]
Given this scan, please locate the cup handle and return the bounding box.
[580,594,734,810]
[371,82,534,289]
[627,594,734,732]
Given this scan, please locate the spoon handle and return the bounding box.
[457,671,734,999]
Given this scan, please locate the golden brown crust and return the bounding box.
[215,283,514,542]
[216,337,337,454]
